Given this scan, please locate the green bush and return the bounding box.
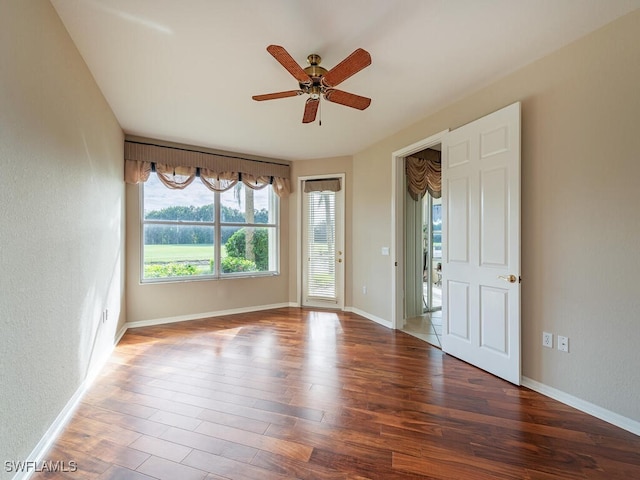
[221,256,257,273]
[225,228,268,270]
[144,263,198,278]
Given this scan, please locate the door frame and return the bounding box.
[297,173,346,310]
[391,130,448,329]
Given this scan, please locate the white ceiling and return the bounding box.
[51,0,640,161]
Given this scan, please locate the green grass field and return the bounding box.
[144,244,226,262]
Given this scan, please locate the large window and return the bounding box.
[141,173,279,282]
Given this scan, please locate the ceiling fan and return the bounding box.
[252,45,372,124]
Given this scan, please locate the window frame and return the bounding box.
[139,176,280,283]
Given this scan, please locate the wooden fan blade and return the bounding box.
[252,90,303,101]
[302,98,319,123]
[266,45,312,86]
[322,48,371,88]
[324,89,371,110]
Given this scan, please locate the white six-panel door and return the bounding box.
[441,102,521,384]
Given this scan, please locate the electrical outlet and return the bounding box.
[542,331,553,348]
[558,335,569,352]
[362,286,367,295]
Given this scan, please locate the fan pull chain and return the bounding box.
[319,98,322,126]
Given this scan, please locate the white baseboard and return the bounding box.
[125,303,394,333]
[521,376,640,436]
[346,307,392,329]
[14,336,121,480]
[124,302,293,330]
[114,324,128,344]
[12,383,88,480]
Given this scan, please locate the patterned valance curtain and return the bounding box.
[124,140,291,197]
[406,148,441,200]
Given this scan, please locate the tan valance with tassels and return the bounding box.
[406,148,441,200]
[124,140,291,197]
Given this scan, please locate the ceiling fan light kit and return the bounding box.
[252,45,371,124]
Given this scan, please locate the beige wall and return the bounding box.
[125,184,290,323]
[288,156,353,307]
[0,0,125,474]
[352,10,640,422]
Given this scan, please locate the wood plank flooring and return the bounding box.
[33,308,640,479]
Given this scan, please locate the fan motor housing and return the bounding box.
[300,54,328,94]
[303,64,328,78]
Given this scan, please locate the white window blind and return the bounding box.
[306,190,337,300]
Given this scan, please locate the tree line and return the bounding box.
[144,204,269,245]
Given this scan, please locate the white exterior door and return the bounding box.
[441,102,521,384]
[302,178,345,309]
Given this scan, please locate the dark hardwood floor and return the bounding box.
[33,308,640,479]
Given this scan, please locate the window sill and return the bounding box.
[140,271,280,285]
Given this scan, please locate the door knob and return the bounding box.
[498,274,519,283]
